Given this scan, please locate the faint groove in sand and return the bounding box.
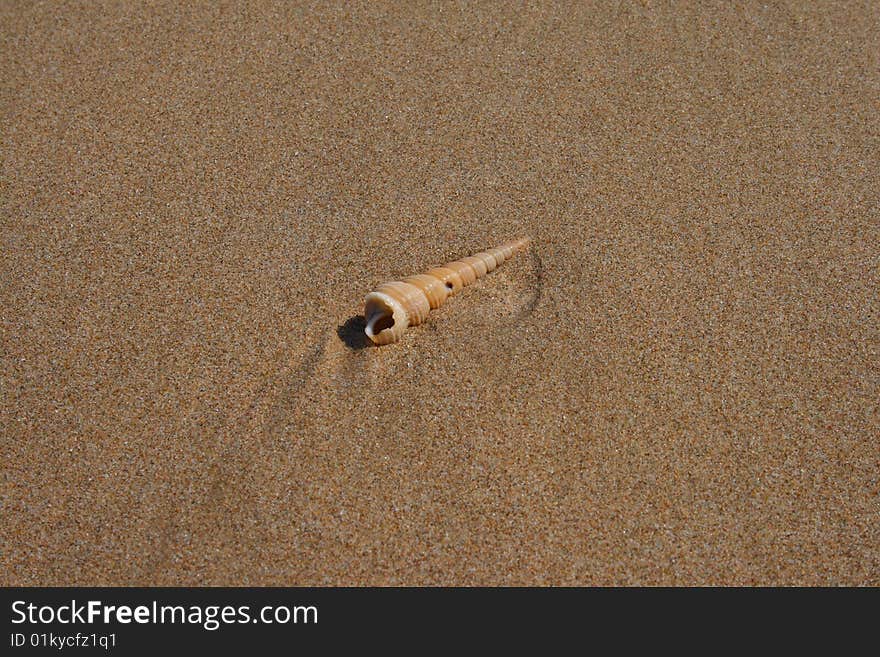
[517,247,545,320]
[473,244,546,359]
[265,338,327,437]
[143,336,328,581]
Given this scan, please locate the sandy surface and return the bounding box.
[2,1,878,585]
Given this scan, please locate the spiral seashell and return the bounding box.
[364,238,530,345]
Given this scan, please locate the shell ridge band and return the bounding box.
[363,237,531,346]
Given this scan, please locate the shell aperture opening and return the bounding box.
[366,312,394,337]
[364,291,410,345]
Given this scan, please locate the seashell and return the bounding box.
[364,237,530,345]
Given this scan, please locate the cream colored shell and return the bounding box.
[364,238,530,345]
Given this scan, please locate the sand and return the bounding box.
[2,1,878,585]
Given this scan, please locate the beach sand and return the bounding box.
[2,1,877,585]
